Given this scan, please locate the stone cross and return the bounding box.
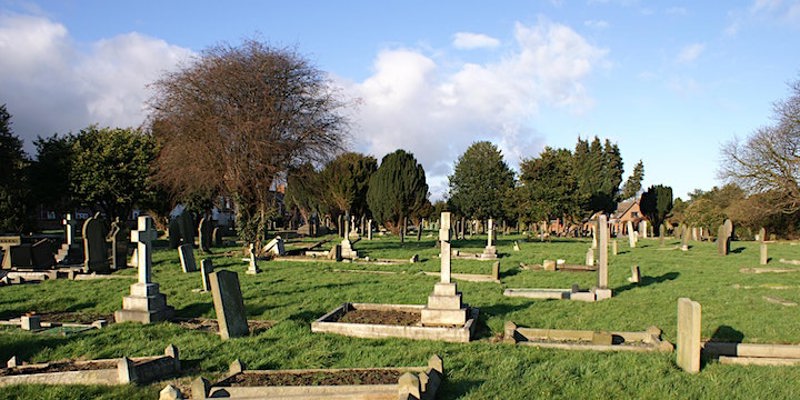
[440,212,452,284]
[487,218,494,247]
[62,213,78,247]
[131,216,158,284]
[598,214,608,288]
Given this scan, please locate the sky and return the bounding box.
[1,1,799,202]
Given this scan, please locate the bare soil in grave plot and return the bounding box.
[218,369,403,387]
[337,309,420,326]
[31,311,113,324]
[173,318,274,334]
[0,360,116,376]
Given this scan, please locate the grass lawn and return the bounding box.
[1,232,799,399]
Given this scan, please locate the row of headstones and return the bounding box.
[57,213,128,272]
[167,213,221,253]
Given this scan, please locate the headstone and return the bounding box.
[627,221,636,248]
[168,218,181,249]
[481,218,498,259]
[178,244,197,273]
[723,219,733,240]
[340,236,357,259]
[681,226,691,251]
[676,298,701,373]
[659,224,666,246]
[598,215,608,288]
[200,259,214,292]
[263,236,285,256]
[513,241,520,252]
[760,227,768,265]
[109,219,128,270]
[628,265,641,283]
[209,270,249,340]
[585,248,595,267]
[63,213,79,248]
[717,224,729,256]
[612,239,618,256]
[639,220,648,238]
[246,243,260,274]
[198,217,212,253]
[492,261,500,281]
[1,236,22,269]
[177,212,195,247]
[212,227,223,247]
[421,212,468,327]
[591,225,598,249]
[367,219,373,240]
[21,314,41,331]
[28,239,56,269]
[82,216,110,273]
[114,216,175,323]
[543,259,556,271]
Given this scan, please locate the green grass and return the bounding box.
[1,233,800,398]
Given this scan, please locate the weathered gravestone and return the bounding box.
[82,215,110,273]
[167,218,181,249]
[0,236,22,269]
[246,243,260,274]
[628,265,641,283]
[759,227,768,265]
[200,259,214,292]
[209,270,249,340]
[659,224,666,246]
[717,224,730,256]
[627,220,636,248]
[115,216,174,323]
[585,248,594,267]
[198,217,212,253]
[367,219,373,241]
[56,213,83,264]
[681,226,691,252]
[676,298,701,373]
[263,236,285,256]
[178,244,197,273]
[108,219,128,270]
[595,214,611,300]
[481,218,498,259]
[177,212,195,248]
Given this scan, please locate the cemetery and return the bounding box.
[1,213,800,398]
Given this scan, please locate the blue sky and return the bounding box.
[2,1,799,201]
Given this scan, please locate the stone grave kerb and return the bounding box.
[131,216,158,284]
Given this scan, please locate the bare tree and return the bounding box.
[720,78,800,215]
[148,39,349,243]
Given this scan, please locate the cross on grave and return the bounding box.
[131,216,158,284]
[62,213,78,247]
[439,212,452,283]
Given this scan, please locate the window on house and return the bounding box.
[631,212,639,217]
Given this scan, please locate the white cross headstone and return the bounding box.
[131,216,158,284]
[487,218,494,247]
[62,213,78,247]
[439,212,452,284]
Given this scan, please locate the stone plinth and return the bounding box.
[421,282,467,327]
[115,283,174,324]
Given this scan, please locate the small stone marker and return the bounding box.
[178,244,197,273]
[246,243,260,274]
[198,217,212,253]
[760,227,768,265]
[659,224,666,246]
[681,226,691,251]
[82,216,110,273]
[585,248,594,267]
[598,215,609,286]
[21,314,41,331]
[628,265,641,283]
[627,221,636,248]
[492,261,500,281]
[592,331,613,345]
[200,259,214,292]
[263,236,285,256]
[209,270,250,340]
[367,219,373,240]
[677,298,702,373]
[543,259,556,271]
[612,239,618,256]
[513,241,520,252]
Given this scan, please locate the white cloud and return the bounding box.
[452,32,500,49]
[0,13,193,151]
[584,20,610,29]
[346,19,608,199]
[676,43,705,64]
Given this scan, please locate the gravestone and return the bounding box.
[492,261,500,281]
[627,221,636,248]
[598,214,608,285]
[681,226,691,251]
[246,243,260,274]
[422,212,468,326]
[628,265,641,283]
[760,227,768,265]
[109,219,128,270]
[178,244,197,273]
[168,218,181,249]
[585,248,594,267]
[611,239,618,256]
[659,224,666,246]
[198,217,212,253]
[209,270,249,340]
[200,259,214,292]
[0,236,22,269]
[639,220,648,238]
[723,219,733,240]
[82,216,110,273]
[367,219,373,241]
[677,298,701,373]
[115,216,174,323]
[212,227,223,247]
[513,241,520,252]
[177,212,195,248]
[263,236,285,256]
[57,213,82,264]
[481,218,498,259]
[30,239,56,269]
[717,224,729,256]
[591,225,597,249]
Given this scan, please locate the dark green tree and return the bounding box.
[639,184,673,234]
[320,152,377,217]
[620,160,644,200]
[29,133,77,215]
[0,104,31,233]
[448,141,514,220]
[285,162,324,224]
[519,147,580,223]
[573,136,623,216]
[366,149,428,239]
[71,126,159,222]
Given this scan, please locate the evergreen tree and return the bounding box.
[519,147,580,223]
[285,163,324,225]
[448,141,514,220]
[320,152,377,217]
[29,133,77,215]
[573,136,623,216]
[640,184,673,233]
[620,160,645,200]
[366,149,428,239]
[0,105,31,233]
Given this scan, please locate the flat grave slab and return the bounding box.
[505,321,673,352]
[312,302,478,343]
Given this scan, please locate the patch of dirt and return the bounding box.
[32,312,113,324]
[173,318,273,334]
[218,369,403,387]
[337,309,420,326]
[0,360,116,376]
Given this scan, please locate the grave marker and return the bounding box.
[481,218,498,259]
[178,244,197,273]
[598,214,608,284]
[200,259,214,292]
[246,243,260,274]
[198,217,212,253]
[760,227,768,265]
[209,270,249,340]
[82,216,110,273]
[109,218,128,270]
[676,298,701,373]
[627,221,636,248]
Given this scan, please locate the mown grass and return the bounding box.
[1,232,800,399]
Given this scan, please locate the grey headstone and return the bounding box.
[168,218,181,249]
[200,259,214,291]
[83,217,110,273]
[198,217,212,253]
[177,212,195,247]
[109,219,128,270]
[209,270,249,340]
[178,244,197,272]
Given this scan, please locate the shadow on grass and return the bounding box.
[614,272,680,294]
[709,325,745,343]
[441,379,485,399]
[175,302,213,318]
[730,247,746,254]
[476,301,535,321]
[287,310,326,324]
[499,266,521,279]
[0,335,74,362]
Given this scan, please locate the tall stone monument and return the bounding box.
[115,216,174,323]
[595,214,611,300]
[480,218,498,259]
[421,212,469,327]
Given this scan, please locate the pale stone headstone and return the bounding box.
[612,239,618,256]
[109,219,128,270]
[178,244,197,273]
[585,248,595,267]
[681,226,691,251]
[627,220,636,248]
[598,215,608,288]
[723,219,733,239]
[628,265,641,283]
[367,219,373,240]
[760,227,768,265]
[717,224,729,256]
[246,243,260,274]
[263,236,285,256]
[591,225,598,249]
[198,217,212,253]
[63,213,79,248]
[659,224,666,246]
[200,259,213,292]
[209,270,249,340]
[513,241,520,252]
[639,220,648,239]
[83,216,110,273]
[440,212,452,283]
[677,298,701,373]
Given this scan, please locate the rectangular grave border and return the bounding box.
[0,344,180,387]
[504,321,674,352]
[311,303,478,343]
[190,354,443,400]
[703,342,800,366]
[503,287,612,302]
[0,315,108,333]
